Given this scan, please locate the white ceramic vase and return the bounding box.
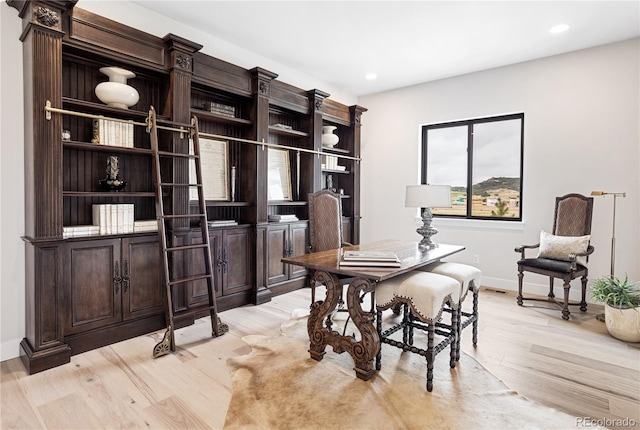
[604,304,640,342]
[95,66,140,109]
[321,126,339,148]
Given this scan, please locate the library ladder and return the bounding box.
[147,106,228,358]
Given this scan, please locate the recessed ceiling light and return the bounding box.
[365,73,377,80]
[549,24,570,34]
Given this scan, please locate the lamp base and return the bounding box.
[416,208,439,249]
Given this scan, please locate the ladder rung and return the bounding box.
[168,273,214,286]
[172,303,217,319]
[166,244,208,252]
[157,151,199,159]
[161,214,206,219]
[159,183,202,187]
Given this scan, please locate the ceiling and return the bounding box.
[130,1,640,97]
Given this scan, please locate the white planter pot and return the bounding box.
[95,66,140,109]
[604,304,640,342]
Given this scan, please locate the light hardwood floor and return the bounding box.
[1,287,639,429]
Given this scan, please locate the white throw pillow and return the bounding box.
[537,230,590,266]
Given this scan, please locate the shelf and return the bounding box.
[191,109,253,126]
[267,200,308,206]
[62,97,168,121]
[63,140,153,155]
[268,126,309,138]
[190,201,251,207]
[321,146,350,154]
[322,168,351,175]
[63,191,156,197]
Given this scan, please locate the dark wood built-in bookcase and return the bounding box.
[8,0,366,374]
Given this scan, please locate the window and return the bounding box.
[421,113,524,220]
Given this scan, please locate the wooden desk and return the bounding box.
[282,240,465,380]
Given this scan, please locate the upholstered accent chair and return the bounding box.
[515,193,595,320]
[307,190,352,304]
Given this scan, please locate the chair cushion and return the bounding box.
[422,262,482,301]
[518,257,586,274]
[537,230,590,266]
[376,272,457,322]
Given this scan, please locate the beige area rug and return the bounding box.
[223,309,591,430]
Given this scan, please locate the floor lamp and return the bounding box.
[590,190,626,322]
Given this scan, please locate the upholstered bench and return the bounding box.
[421,262,482,360]
[375,271,460,391]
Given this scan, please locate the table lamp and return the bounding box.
[405,184,452,249]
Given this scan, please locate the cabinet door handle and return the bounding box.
[216,247,224,272]
[223,247,228,273]
[122,260,130,293]
[113,261,122,294]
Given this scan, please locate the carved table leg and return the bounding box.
[307,271,380,381]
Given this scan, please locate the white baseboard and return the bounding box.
[481,275,590,302]
[1,338,22,362]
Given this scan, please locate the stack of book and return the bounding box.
[92,117,134,147]
[322,154,346,171]
[204,102,235,118]
[133,219,158,233]
[92,204,135,235]
[207,220,238,228]
[268,214,299,222]
[338,250,402,268]
[63,225,100,238]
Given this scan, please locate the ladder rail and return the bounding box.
[148,106,227,358]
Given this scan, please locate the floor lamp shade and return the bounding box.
[405,185,451,249]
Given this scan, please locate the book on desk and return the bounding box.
[339,250,402,268]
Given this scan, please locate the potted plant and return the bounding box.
[591,275,640,342]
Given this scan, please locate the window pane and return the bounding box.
[471,119,521,218]
[426,126,467,216]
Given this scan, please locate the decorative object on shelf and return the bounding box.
[322,125,339,148]
[231,166,236,202]
[591,190,626,322]
[325,174,336,192]
[267,148,292,201]
[190,138,230,201]
[99,155,127,191]
[95,66,140,109]
[405,184,452,249]
[62,129,71,141]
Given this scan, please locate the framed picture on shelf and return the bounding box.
[267,148,292,201]
[190,138,230,201]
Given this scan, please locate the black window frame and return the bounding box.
[421,112,524,221]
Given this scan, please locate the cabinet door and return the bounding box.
[288,223,308,279]
[121,236,164,321]
[64,239,122,335]
[222,228,252,295]
[189,232,221,306]
[266,224,288,285]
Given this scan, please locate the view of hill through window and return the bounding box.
[422,113,523,220]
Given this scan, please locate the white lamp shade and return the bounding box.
[405,185,452,208]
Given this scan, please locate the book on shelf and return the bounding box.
[342,250,400,262]
[92,203,135,234]
[207,220,238,227]
[133,219,158,232]
[268,214,299,222]
[91,117,134,147]
[63,225,100,238]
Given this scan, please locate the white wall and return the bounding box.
[0,0,354,362]
[1,2,26,362]
[359,38,640,299]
